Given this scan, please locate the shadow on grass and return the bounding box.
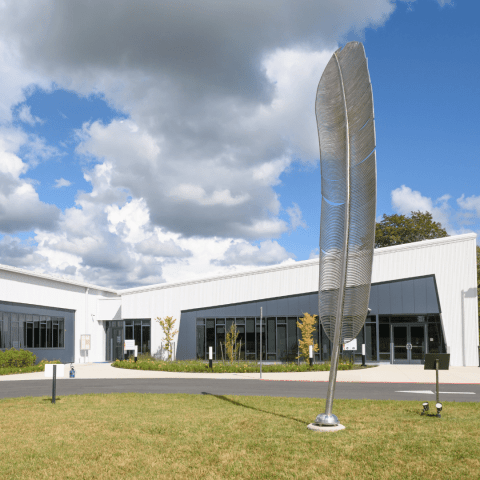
[201,392,308,425]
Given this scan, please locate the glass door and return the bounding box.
[393,324,426,364]
[393,326,408,363]
[409,325,425,364]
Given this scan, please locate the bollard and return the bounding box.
[209,346,213,369]
[362,344,366,366]
[52,364,57,404]
[309,345,313,366]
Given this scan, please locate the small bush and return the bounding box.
[0,348,36,368]
[0,358,60,376]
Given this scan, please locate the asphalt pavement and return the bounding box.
[1,362,479,402]
[1,377,479,402]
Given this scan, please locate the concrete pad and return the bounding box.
[307,423,346,432]
[1,362,479,384]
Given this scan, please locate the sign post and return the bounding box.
[343,339,357,364]
[423,353,450,418]
[80,334,91,364]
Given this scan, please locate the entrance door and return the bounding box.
[106,323,124,361]
[393,325,425,364]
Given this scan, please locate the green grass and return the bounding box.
[0,393,478,479]
[113,357,369,373]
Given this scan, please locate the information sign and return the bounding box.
[124,339,135,351]
[45,364,65,378]
[80,334,91,350]
[343,339,357,351]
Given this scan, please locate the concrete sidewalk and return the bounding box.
[1,362,479,384]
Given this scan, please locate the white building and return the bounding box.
[0,233,478,366]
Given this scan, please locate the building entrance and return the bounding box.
[106,321,124,361]
[392,324,425,364]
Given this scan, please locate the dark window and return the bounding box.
[196,324,205,359]
[365,323,377,360]
[206,319,215,357]
[246,318,255,360]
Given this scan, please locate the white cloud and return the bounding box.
[391,185,452,230]
[0,0,407,287]
[287,203,306,231]
[216,239,294,267]
[54,178,71,188]
[17,104,43,125]
[457,194,480,217]
[390,185,480,240]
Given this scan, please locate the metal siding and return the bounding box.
[265,298,278,316]
[389,281,403,315]
[413,278,427,313]
[401,280,415,314]
[276,297,289,316]
[309,293,319,316]
[368,284,379,315]
[298,294,312,316]
[426,278,440,314]
[378,283,391,314]
[242,301,256,317]
[287,295,300,316]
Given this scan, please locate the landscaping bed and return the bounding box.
[112,357,372,373]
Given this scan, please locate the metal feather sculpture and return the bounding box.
[314,42,376,427]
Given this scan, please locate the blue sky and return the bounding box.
[0,0,477,289]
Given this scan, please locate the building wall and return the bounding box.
[120,233,478,366]
[0,266,118,363]
[1,233,477,366]
[371,234,478,366]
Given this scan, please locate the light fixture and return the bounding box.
[436,402,443,418]
[421,402,429,415]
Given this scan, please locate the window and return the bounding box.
[20,313,64,349]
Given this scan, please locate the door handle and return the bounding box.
[406,343,412,350]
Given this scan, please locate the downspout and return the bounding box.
[85,287,89,363]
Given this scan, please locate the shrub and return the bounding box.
[0,348,36,368]
[296,313,319,362]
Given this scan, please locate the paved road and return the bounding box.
[1,378,479,402]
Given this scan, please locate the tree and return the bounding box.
[156,316,178,360]
[296,313,319,363]
[224,323,241,363]
[375,211,448,248]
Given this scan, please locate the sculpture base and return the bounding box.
[307,423,345,432]
[315,413,339,426]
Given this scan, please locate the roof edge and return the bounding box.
[0,263,119,294]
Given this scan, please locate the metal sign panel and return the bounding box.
[343,339,357,351]
[44,364,65,378]
[80,334,91,350]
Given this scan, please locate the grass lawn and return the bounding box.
[1,393,479,479]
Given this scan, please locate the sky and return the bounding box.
[0,0,478,290]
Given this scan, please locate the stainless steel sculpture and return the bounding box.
[314,42,376,427]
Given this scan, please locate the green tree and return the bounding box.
[156,316,178,360]
[296,313,319,362]
[375,211,448,248]
[224,323,241,363]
